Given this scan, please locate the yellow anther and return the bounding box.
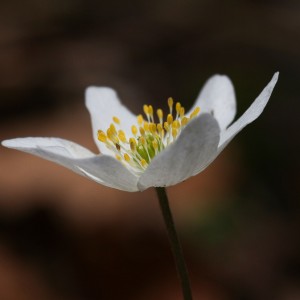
[157,109,163,122]
[172,128,178,139]
[152,140,158,150]
[180,107,185,118]
[113,116,120,124]
[167,114,173,125]
[157,123,163,133]
[97,130,107,142]
[181,116,189,126]
[97,96,197,171]
[118,130,127,143]
[143,104,149,115]
[129,138,137,151]
[190,106,200,119]
[109,123,117,135]
[164,122,169,131]
[141,159,147,167]
[131,125,138,136]
[157,124,164,138]
[129,137,136,145]
[172,120,180,129]
[140,136,146,145]
[107,125,118,143]
[139,127,145,136]
[143,122,149,132]
[176,102,181,114]
[148,105,153,116]
[137,114,144,125]
[168,97,174,113]
[107,127,118,143]
[150,123,157,134]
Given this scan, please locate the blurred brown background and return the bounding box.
[0,0,299,299]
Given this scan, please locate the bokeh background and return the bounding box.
[0,0,299,299]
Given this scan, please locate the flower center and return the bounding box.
[97,98,200,173]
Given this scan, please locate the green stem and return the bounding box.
[155,187,193,300]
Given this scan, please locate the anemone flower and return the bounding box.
[2,73,278,192]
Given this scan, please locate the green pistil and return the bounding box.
[137,134,162,163]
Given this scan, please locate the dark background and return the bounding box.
[0,0,299,299]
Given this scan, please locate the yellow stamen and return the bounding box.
[157,123,164,138]
[139,127,145,136]
[97,130,107,142]
[97,96,201,172]
[118,130,127,143]
[150,123,157,134]
[180,107,185,118]
[164,122,169,131]
[113,116,120,124]
[172,128,178,139]
[181,116,189,126]
[143,104,149,116]
[140,136,146,146]
[148,105,153,117]
[107,127,118,143]
[168,97,174,114]
[157,123,163,133]
[157,109,163,123]
[131,125,138,136]
[167,114,173,125]
[137,114,143,125]
[129,138,137,151]
[144,122,149,132]
[172,120,180,129]
[152,140,158,150]
[176,102,181,115]
[141,159,147,167]
[109,123,117,134]
[190,106,200,119]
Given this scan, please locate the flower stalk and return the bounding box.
[156,187,193,300]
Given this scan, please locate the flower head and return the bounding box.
[96,97,201,174]
[2,73,278,192]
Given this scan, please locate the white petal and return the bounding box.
[219,72,279,150]
[2,137,94,159]
[73,156,139,192]
[188,75,236,130]
[2,137,139,192]
[85,87,137,155]
[2,137,94,176]
[137,114,220,191]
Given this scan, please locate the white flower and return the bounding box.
[2,73,278,192]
